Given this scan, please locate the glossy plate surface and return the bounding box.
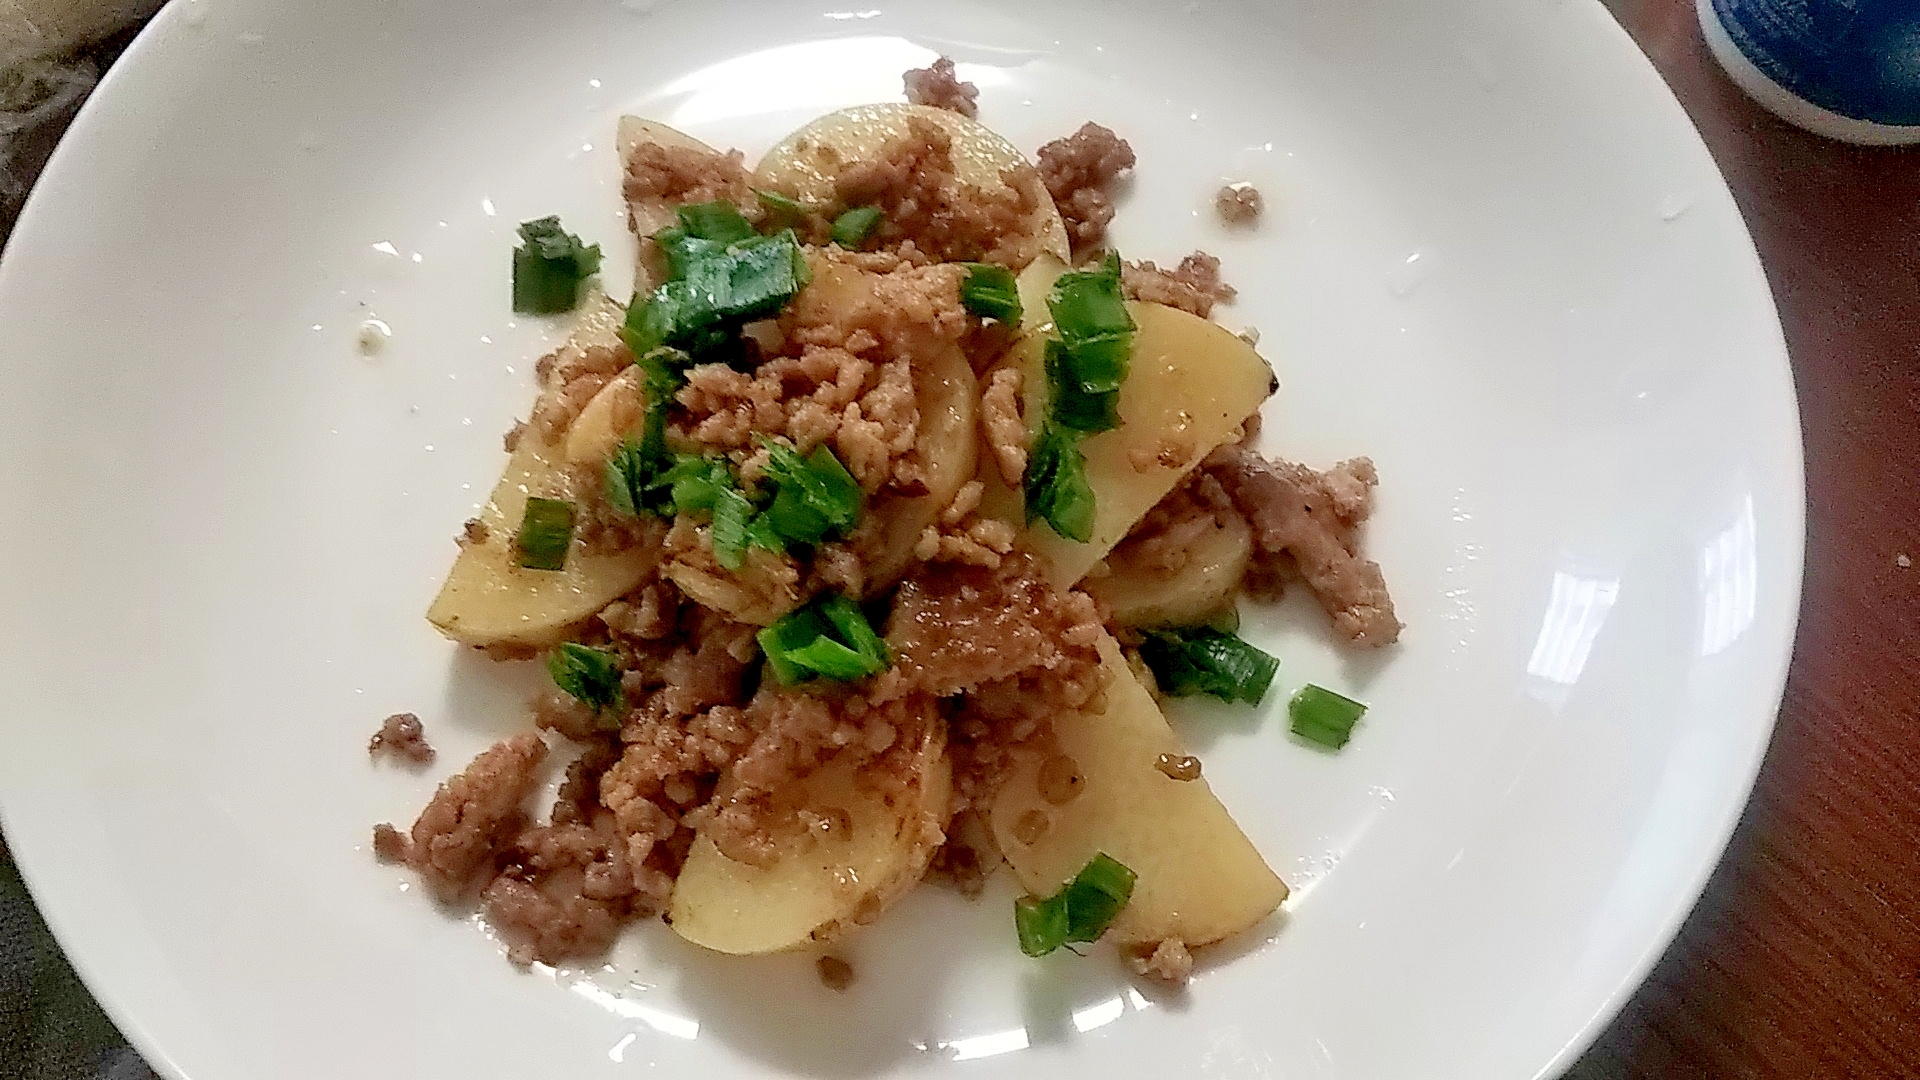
[0,1,1802,1078]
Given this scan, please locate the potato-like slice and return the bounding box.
[991,632,1287,948]
[617,116,739,293]
[853,334,980,592]
[755,103,1069,268]
[1087,509,1252,628]
[668,702,951,954]
[1014,251,1068,333]
[425,429,660,648]
[564,365,643,467]
[1008,301,1276,588]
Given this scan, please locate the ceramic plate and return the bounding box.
[0,1,1802,1077]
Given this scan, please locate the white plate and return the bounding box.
[0,1,1802,1078]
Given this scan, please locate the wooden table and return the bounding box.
[1572,2,1920,1076]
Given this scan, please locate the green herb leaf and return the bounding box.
[1139,626,1279,705]
[755,189,808,225]
[960,263,1022,323]
[1046,251,1133,344]
[1014,894,1069,957]
[547,642,624,713]
[1044,340,1121,434]
[676,200,756,244]
[623,230,806,360]
[513,497,575,570]
[710,482,758,570]
[512,217,602,314]
[1023,424,1096,542]
[755,593,889,685]
[830,205,883,248]
[1013,852,1137,957]
[1288,683,1367,750]
[760,440,863,545]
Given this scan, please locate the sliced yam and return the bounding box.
[425,428,659,649]
[754,103,1070,268]
[991,631,1287,949]
[668,701,951,954]
[1087,509,1252,628]
[1006,301,1276,589]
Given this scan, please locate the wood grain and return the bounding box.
[1572,3,1920,1077]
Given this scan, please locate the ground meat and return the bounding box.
[1122,251,1236,319]
[527,296,631,443]
[459,518,489,547]
[622,140,755,236]
[1206,444,1400,646]
[403,734,549,903]
[1104,469,1238,578]
[1215,182,1263,225]
[1124,938,1195,987]
[368,712,434,764]
[482,809,640,966]
[979,366,1028,488]
[816,954,856,990]
[879,554,1101,699]
[902,56,978,118]
[371,823,409,862]
[832,115,1044,266]
[1036,122,1135,256]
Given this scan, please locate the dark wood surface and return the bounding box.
[1572,2,1920,1077]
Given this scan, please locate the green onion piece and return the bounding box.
[1044,340,1121,434]
[676,200,755,243]
[1012,852,1137,957]
[1289,683,1367,750]
[512,217,603,314]
[1024,425,1096,542]
[960,263,1022,323]
[760,441,863,545]
[547,642,624,713]
[755,189,808,225]
[830,205,883,248]
[709,483,758,570]
[1062,853,1138,943]
[1046,251,1133,343]
[513,497,575,570]
[1139,626,1279,705]
[756,593,889,685]
[622,231,806,359]
[1014,894,1070,958]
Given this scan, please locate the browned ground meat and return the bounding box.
[370,823,409,862]
[1036,122,1136,256]
[368,712,434,764]
[816,954,856,990]
[529,327,629,444]
[833,115,1044,266]
[622,141,755,234]
[902,56,978,118]
[482,809,638,966]
[403,734,549,903]
[1206,444,1401,646]
[1215,182,1263,225]
[1104,469,1238,578]
[979,366,1027,488]
[914,479,1018,569]
[1124,937,1194,986]
[1122,251,1237,320]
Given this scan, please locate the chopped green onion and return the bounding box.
[1046,251,1133,343]
[1044,340,1121,434]
[1289,683,1367,750]
[709,481,759,570]
[1024,424,1096,542]
[959,263,1022,323]
[547,642,624,713]
[512,217,603,314]
[756,594,889,685]
[830,205,883,248]
[675,200,755,244]
[760,440,863,545]
[1139,626,1279,705]
[1013,852,1137,957]
[623,230,807,360]
[513,497,575,570]
[755,189,808,224]
[1014,894,1069,957]
[603,352,692,519]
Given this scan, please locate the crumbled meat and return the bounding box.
[1206,444,1400,646]
[816,954,856,991]
[1214,182,1263,225]
[1036,122,1135,256]
[1122,252,1236,319]
[459,518,490,547]
[1102,469,1238,579]
[928,810,1000,897]
[482,810,639,966]
[371,823,410,863]
[622,140,755,235]
[368,712,435,764]
[832,115,1044,265]
[1124,938,1195,986]
[502,420,527,453]
[979,366,1028,488]
[527,296,631,443]
[403,734,549,903]
[902,56,978,118]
